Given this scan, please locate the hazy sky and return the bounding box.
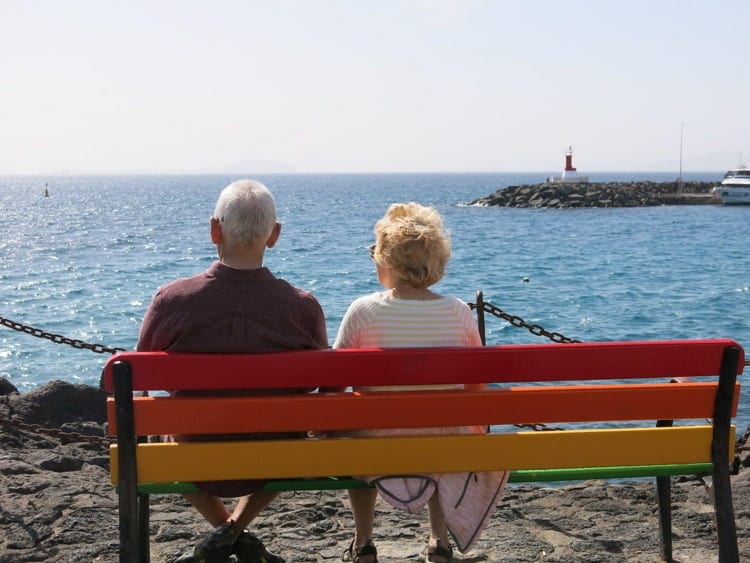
[1,0,748,174]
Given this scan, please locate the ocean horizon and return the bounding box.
[2,171,747,428]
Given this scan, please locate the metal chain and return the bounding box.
[469,297,750,437]
[0,416,110,446]
[469,301,581,344]
[0,317,121,445]
[0,315,127,354]
[0,395,110,446]
[2,306,749,445]
[468,300,750,367]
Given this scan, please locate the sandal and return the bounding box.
[424,539,453,563]
[341,540,378,563]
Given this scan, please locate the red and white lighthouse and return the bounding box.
[549,146,589,183]
[564,146,576,172]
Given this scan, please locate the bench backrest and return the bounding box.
[103,339,743,481]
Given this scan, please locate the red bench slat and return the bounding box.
[101,339,744,392]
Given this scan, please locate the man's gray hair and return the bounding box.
[214,179,277,246]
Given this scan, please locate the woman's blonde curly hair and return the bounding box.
[372,202,451,289]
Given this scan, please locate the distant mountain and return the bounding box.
[207,159,298,174]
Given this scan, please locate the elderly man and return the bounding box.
[138,179,328,563]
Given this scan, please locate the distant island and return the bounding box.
[468,181,719,208]
[209,159,298,174]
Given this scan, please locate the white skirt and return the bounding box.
[347,425,509,553]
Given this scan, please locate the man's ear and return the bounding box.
[210,217,223,244]
[266,222,282,248]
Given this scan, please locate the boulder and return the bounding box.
[0,377,19,396]
[6,380,107,426]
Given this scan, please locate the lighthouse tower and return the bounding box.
[549,146,589,184]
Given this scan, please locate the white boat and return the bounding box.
[712,165,750,205]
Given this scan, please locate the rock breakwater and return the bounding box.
[470,181,719,208]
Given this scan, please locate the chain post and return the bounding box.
[469,296,581,344]
[475,291,486,345]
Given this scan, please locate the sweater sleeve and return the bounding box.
[306,295,329,349]
[136,288,174,352]
[333,295,375,349]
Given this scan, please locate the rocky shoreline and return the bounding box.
[469,181,719,209]
[2,377,749,562]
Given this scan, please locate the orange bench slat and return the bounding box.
[106,382,740,436]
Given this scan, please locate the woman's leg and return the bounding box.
[347,487,377,544]
[426,492,452,562]
[346,487,378,561]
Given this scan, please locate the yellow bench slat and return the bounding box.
[110,425,733,483]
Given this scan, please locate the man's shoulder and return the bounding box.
[343,292,385,317]
[154,270,211,300]
[281,280,323,307]
[266,272,318,300]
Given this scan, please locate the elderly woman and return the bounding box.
[334,203,508,563]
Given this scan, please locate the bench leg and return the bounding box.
[118,489,139,563]
[713,347,740,563]
[714,462,738,563]
[137,492,150,562]
[656,475,672,561]
[114,361,140,563]
[655,419,673,562]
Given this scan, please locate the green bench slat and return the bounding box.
[133,463,713,494]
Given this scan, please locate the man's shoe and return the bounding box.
[193,520,237,563]
[232,531,285,563]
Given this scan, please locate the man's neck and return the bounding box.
[217,241,266,270]
[219,257,263,270]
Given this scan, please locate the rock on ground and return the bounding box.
[1,379,748,562]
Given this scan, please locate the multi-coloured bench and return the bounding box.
[102,339,744,562]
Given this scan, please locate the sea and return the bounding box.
[2,172,748,430]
